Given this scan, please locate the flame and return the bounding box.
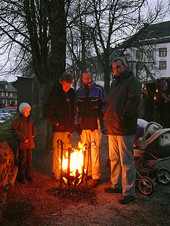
[61,142,86,186]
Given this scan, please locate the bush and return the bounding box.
[0,115,18,156]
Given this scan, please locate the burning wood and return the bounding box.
[59,142,87,188]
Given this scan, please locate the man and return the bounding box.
[45,72,75,180]
[75,72,106,187]
[104,57,141,204]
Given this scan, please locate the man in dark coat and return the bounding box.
[104,57,141,204]
[45,72,75,180]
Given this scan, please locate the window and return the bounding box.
[10,93,13,97]
[159,61,167,70]
[1,92,5,96]
[136,50,143,60]
[6,92,8,97]
[159,48,167,57]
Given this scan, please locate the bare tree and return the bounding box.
[0,0,67,87]
[66,0,95,89]
[82,0,167,93]
[0,0,168,96]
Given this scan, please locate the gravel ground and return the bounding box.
[1,120,170,226]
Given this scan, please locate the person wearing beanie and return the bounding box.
[11,102,37,184]
[19,102,31,113]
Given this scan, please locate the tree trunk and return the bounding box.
[49,0,66,83]
[103,51,111,94]
[103,65,111,95]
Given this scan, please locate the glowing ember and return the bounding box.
[61,142,87,186]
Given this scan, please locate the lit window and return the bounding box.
[159,48,167,57]
[159,61,167,70]
[6,92,8,97]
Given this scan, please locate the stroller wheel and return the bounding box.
[138,177,154,195]
[157,169,170,185]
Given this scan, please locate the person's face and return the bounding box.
[82,73,92,84]
[61,80,72,92]
[21,107,31,118]
[112,60,126,77]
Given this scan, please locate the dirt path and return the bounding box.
[1,130,170,226]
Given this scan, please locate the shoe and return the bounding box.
[88,179,100,188]
[104,187,122,193]
[18,178,26,184]
[119,196,135,205]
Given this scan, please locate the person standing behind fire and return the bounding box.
[104,57,141,204]
[45,72,75,181]
[159,78,170,128]
[74,72,107,188]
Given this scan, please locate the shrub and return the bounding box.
[0,115,18,155]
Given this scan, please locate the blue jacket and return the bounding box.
[76,81,106,131]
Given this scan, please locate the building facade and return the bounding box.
[0,81,17,107]
[122,21,170,82]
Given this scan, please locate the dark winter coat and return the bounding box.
[45,84,75,132]
[11,114,37,149]
[76,81,106,131]
[106,68,141,135]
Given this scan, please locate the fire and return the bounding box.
[61,142,87,186]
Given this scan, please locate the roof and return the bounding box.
[119,21,170,48]
[8,82,17,92]
[0,81,17,92]
[145,21,170,39]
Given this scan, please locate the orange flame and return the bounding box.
[62,142,86,186]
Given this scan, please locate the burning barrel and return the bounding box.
[57,140,88,188]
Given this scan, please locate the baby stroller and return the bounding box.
[134,121,170,195]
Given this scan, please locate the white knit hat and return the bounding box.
[19,102,31,112]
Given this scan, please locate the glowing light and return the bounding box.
[61,142,86,186]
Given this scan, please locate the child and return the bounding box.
[11,102,37,184]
